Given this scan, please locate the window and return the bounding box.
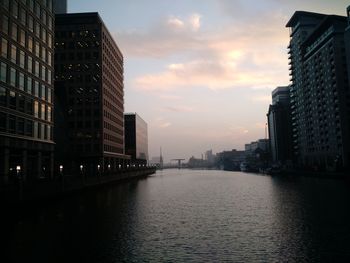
[35,61,39,77]
[47,106,51,122]
[34,121,38,138]
[47,33,52,48]
[11,44,16,63]
[47,88,51,103]
[40,123,44,139]
[11,23,18,41]
[35,22,40,38]
[2,15,9,35]
[41,103,45,120]
[27,55,32,73]
[1,38,8,58]
[9,91,16,109]
[19,50,25,68]
[28,36,33,52]
[10,67,16,87]
[19,72,24,90]
[35,2,40,18]
[47,51,51,65]
[41,47,46,62]
[9,115,16,133]
[41,65,45,81]
[0,62,7,82]
[26,77,32,94]
[18,94,24,112]
[34,101,39,118]
[47,125,51,140]
[41,84,45,99]
[26,99,33,115]
[28,0,34,12]
[20,8,26,25]
[20,29,25,46]
[35,41,39,57]
[12,1,19,19]
[26,120,33,136]
[34,81,39,97]
[41,28,46,44]
[28,15,33,32]
[0,86,6,106]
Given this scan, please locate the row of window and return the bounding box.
[0,62,52,102]
[0,86,52,122]
[2,41,52,84]
[2,0,53,31]
[1,22,53,66]
[0,111,52,141]
[103,144,123,154]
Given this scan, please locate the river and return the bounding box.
[3,169,350,262]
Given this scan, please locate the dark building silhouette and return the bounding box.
[124,113,148,165]
[54,13,129,174]
[53,0,67,14]
[0,0,55,183]
[287,9,350,171]
[267,86,293,165]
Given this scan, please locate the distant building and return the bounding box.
[124,113,148,165]
[0,0,55,182]
[245,139,269,155]
[204,149,215,164]
[150,156,163,168]
[54,13,130,174]
[53,0,67,14]
[216,150,245,171]
[287,9,350,171]
[267,86,293,165]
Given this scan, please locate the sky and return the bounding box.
[69,0,348,162]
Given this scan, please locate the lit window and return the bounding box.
[0,62,7,83]
[1,38,8,58]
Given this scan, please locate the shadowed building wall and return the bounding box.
[54,12,129,175]
[124,113,148,166]
[0,0,55,183]
[287,10,350,171]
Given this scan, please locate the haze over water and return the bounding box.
[3,170,350,262]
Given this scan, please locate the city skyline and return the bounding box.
[69,0,348,162]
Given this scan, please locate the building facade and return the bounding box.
[0,0,55,183]
[267,86,293,165]
[54,13,129,175]
[53,0,67,14]
[124,113,148,165]
[287,10,350,171]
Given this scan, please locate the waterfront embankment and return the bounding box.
[0,167,156,206]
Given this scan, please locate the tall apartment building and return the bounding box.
[124,113,148,165]
[267,86,293,165]
[287,10,350,171]
[0,0,55,183]
[54,13,129,174]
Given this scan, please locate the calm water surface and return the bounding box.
[3,169,350,262]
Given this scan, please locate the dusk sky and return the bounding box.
[69,0,348,162]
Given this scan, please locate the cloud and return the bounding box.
[154,117,172,128]
[163,105,194,112]
[116,10,290,91]
[167,16,185,29]
[251,95,271,103]
[189,13,201,31]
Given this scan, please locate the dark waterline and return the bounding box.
[2,170,350,262]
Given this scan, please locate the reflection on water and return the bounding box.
[3,170,350,262]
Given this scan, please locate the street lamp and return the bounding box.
[80,165,83,171]
[59,165,63,173]
[118,164,121,169]
[108,164,111,170]
[16,166,21,177]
